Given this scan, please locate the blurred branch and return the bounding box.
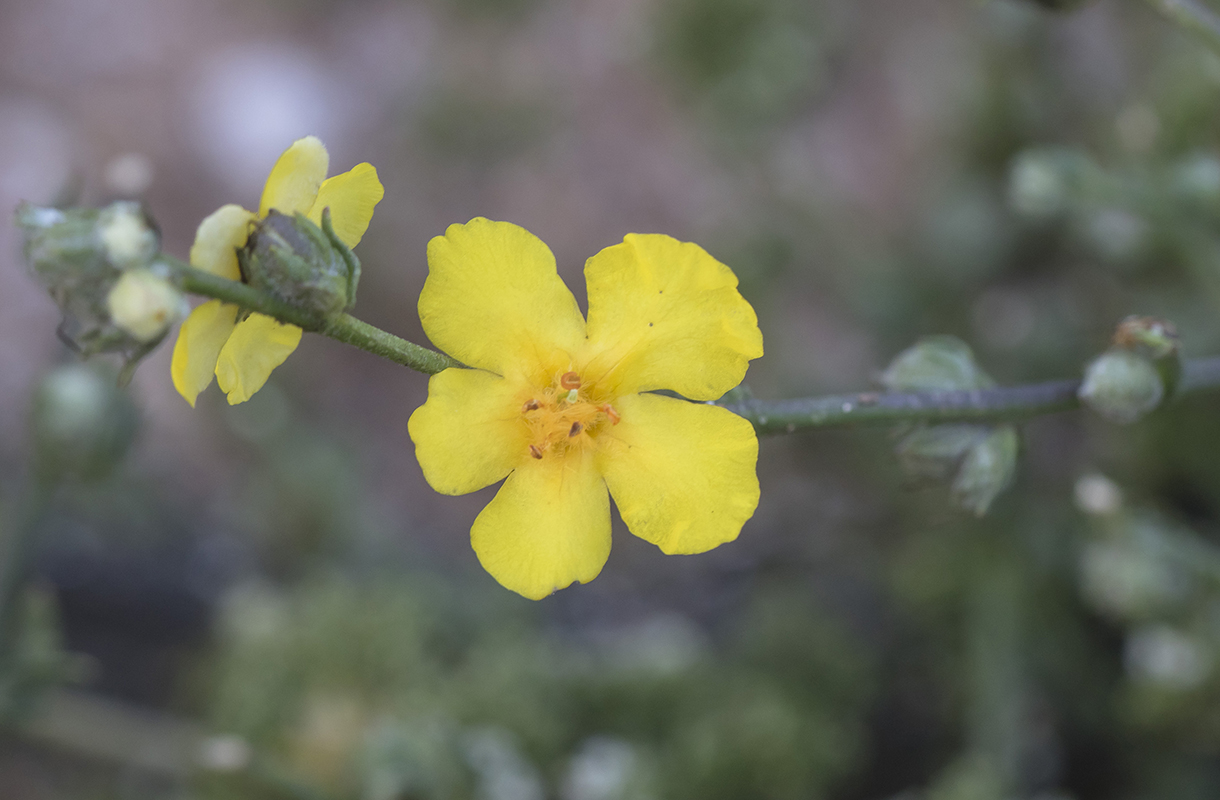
[161,254,460,376]
[18,689,338,800]
[1144,0,1220,56]
[723,356,1220,434]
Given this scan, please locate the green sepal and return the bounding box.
[239,209,362,317]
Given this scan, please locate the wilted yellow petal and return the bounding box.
[420,218,586,379]
[214,313,303,405]
[190,204,255,281]
[596,393,759,555]
[582,234,763,401]
[471,448,610,600]
[259,136,329,217]
[408,367,530,495]
[171,300,239,407]
[307,163,384,248]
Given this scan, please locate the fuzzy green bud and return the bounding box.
[31,364,138,480]
[951,426,1019,516]
[881,335,994,393]
[239,209,360,317]
[1079,350,1164,424]
[896,423,1019,516]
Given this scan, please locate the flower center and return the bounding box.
[520,371,619,459]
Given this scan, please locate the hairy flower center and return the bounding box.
[520,371,619,459]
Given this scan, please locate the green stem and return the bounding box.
[721,356,1220,434]
[163,253,1220,434]
[0,478,55,659]
[1143,0,1220,56]
[163,255,460,375]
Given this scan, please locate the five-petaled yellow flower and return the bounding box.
[408,219,764,599]
[172,136,384,406]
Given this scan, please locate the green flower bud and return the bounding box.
[1079,349,1164,424]
[951,425,1018,517]
[239,209,361,317]
[881,335,994,393]
[16,201,165,361]
[31,364,138,480]
[896,423,1018,516]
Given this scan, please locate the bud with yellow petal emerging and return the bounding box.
[106,269,187,343]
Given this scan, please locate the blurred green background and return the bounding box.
[5,0,1220,797]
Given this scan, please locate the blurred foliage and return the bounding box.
[197,574,871,800]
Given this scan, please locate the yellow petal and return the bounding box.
[259,136,329,217]
[171,300,239,407]
[420,218,587,379]
[189,204,255,280]
[596,393,759,555]
[408,367,530,495]
[471,447,610,600]
[307,163,384,248]
[214,313,303,405]
[582,234,764,401]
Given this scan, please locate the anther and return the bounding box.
[522,399,540,412]
[559,371,581,390]
[601,404,621,425]
[529,444,543,459]
[569,421,583,437]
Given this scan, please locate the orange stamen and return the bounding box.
[601,404,621,425]
[559,371,581,390]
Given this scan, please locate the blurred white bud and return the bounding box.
[1080,541,1186,619]
[106,269,185,342]
[463,727,544,800]
[198,734,252,772]
[561,738,642,800]
[98,202,157,268]
[1173,153,1220,204]
[1010,152,1068,217]
[1074,473,1122,516]
[1125,625,1211,690]
[1084,208,1148,262]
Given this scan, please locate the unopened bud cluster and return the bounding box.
[17,201,186,362]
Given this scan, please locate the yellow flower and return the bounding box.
[172,136,384,406]
[408,219,764,599]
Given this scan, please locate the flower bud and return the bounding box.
[239,209,360,316]
[31,364,137,480]
[1078,350,1164,424]
[16,201,165,360]
[951,425,1018,516]
[106,269,187,343]
[97,202,158,269]
[896,423,1018,516]
[881,335,994,392]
